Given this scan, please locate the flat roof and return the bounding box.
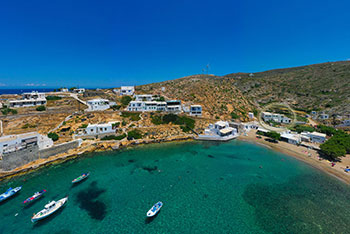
[257,127,269,133]
[87,99,109,102]
[190,105,202,108]
[9,98,46,103]
[0,132,39,143]
[309,132,326,137]
[215,121,227,127]
[219,127,234,134]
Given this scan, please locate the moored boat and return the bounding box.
[147,201,163,217]
[23,190,47,204]
[31,196,68,223]
[0,187,22,202]
[72,172,90,184]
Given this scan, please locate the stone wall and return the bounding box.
[0,140,81,171]
[0,145,39,171]
[38,140,81,159]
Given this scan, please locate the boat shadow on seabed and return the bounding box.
[145,210,161,224]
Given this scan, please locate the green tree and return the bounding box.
[266,131,281,141]
[36,105,46,111]
[127,129,143,140]
[121,96,132,106]
[48,132,59,141]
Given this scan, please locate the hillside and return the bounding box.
[224,61,350,115]
[138,75,254,121]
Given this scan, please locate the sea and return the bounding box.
[0,89,56,95]
[0,140,349,234]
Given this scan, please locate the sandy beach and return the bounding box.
[239,130,350,184]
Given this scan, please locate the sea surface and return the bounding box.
[0,141,350,234]
[0,89,55,95]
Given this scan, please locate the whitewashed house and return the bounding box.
[87,99,116,111]
[190,105,202,116]
[60,88,69,92]
[75,122,118,137]
[120,86,135,96]
[261,112,291,124]
[319,113,329,120]
[135,94,153,101]
[73,88,85,94]
[301,132,326,143]
[166,100,182,113]
[127,101,167,112]
[0,132,53,155]
[248,112,254,119]
[281,131,301,145]
[197,121,238,141]
[9,91,47,108]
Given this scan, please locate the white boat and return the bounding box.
[147,201,163,217]
[31,197,68,223]
[0,187,22,202]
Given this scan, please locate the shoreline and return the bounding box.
[0,135,193,181]
[238,131,350,185]
[1,131,350,185]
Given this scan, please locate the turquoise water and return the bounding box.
[1,140,350,234]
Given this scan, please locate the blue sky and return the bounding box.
[0,0,349,88]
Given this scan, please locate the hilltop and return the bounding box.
[224,61,350,116]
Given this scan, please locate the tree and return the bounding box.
[48,132,59,141]
[121,96,132,106]
[127,129,143,140]
[36,105,46,111]
[266,131,281,141]
[320,131,350,159]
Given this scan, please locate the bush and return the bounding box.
[150,114,195,132]
[230,112,239,119]
[80,124,88,128]
[46,96,62,101]
[317,125,337,136]
[266,131,281,141]
[111,105,121,111]
[290,125,315,133]
[36,105,46,111]
[22,123,37,129]
[48,132,59,141]
[121,112,140,121]
[127,129,143,140]
[1,107,17,115]
[112,122,120,128]
[121,96,132,106]
[101,134,126,141]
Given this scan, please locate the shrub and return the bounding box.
[1,107,17,115]
[150,114,195,132]
[266,131,281,141]
[230,112,239,119]
[127,129,143,140]
[48,132,59,141]
[121,96,132,106]
[121,112,140,121]
[36,105,46,111]
[80,124,88,128]
[320,132,350,159]
[317,125,337,136]
[46,96,62,101]
[101,134,126,141]
[111,105,121,111]
[112,122,120,128]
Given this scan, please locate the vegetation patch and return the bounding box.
[36,105,46,111]
[121,112,140,121]
[1,107,17,115]
[127,129,143,140]
[48,132,59,141]
[121,96,132,106]
[46,96,62,101]
[320,131,350,159]
[151,113,195,132]
[101,134,126,141]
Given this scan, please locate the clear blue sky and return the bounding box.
[0,0,349,88]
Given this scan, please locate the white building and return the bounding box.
[73,88,85,94]
[281,132,301,145]
[75,122,118,137]
[0,132,53,155]
[197,121,238,141]
[190,105,202,116]
[248,112,254,119]
[9,91,47,108]
[135,94,153,101]
[343,119,350,126]
[319,113,329,120]
[166,100,182,113]
[127,101,167,112]
[301,132,326,143]
[60,88,69,92]
[120,86,135,96]
[261,112,291,124]
[87,99,116,111]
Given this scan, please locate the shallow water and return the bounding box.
[0,140,349,234]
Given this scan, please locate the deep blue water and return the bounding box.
[0,140,350,233]
[0,89,55,95]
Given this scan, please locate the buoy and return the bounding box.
[15,213,18,216]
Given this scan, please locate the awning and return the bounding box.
[220,127,234,134]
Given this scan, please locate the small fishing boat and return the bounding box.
[23,190,47,204]
[0,187,22,202]
[72,172,90,184]
[31,196,68,223]
[147,201,163,217]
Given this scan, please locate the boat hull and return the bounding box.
[31,197,68,223]
[147,201,163,217]
[72,172,90,184]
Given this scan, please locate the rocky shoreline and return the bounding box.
[0,135,194,181]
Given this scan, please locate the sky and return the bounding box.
[0,0,349,88]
